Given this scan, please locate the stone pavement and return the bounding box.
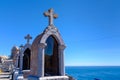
[0,72,11,80]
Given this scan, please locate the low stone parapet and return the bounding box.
[28,76,69,80]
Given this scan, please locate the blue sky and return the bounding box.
[0,0,120,66]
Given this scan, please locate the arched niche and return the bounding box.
[44,35,59,76]
[30,26,66,77]
[23,48,31,70]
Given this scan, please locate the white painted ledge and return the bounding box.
[39,76,69,80]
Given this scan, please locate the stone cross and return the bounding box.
[24,34,32,44]
[19,44,24,49]
[44,8,58,26]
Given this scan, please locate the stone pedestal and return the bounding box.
[28,76,69,80]
[23,70,31,78]
[13,70,19,80]
[17,74,24,80]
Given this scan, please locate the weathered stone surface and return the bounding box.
[30,24,66,77]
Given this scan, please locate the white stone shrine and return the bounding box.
[28,8,69,80]
[12,8,70,80]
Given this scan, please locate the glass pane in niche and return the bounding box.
[45,36,54,56]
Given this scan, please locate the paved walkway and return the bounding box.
[0,72,11,80]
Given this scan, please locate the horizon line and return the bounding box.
[65,65,120,67]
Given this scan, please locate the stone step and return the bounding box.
[0,72,11,80]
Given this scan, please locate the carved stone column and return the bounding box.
[19,45,24,72]
[38,43,46,77]
[16,53,19,68]
[13,50,19,68]
[59,45,66,76]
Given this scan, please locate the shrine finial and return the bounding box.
[44,8,58,26]
[24,34,32,44]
